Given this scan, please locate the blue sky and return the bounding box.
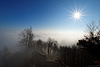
[1,0,100,31]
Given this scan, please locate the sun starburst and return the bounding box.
[67,8,85,22]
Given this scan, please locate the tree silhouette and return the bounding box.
[36,39,43,51]
[77,21,100,64]
[18,27,35,66]
[58,45,92,67]
[46,38,59,59]
[18,27,34,48]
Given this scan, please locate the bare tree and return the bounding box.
[46,38,59,59]
[18,27,34,66]
[36,39,43,52]
[85,21,99,39]
[18,27,34,48]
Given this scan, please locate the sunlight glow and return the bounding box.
[67,8,85,22]
[74,12,80,19]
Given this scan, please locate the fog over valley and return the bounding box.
[0,29,84,52]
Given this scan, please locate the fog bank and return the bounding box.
[0,29,85,52]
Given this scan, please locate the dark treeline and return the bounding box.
[0,21,100,67]
[17,27,92,67]
[77,21,100,66]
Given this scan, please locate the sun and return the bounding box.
[67,8,85,22]
[72,9,82,21]
[74,12,80,19]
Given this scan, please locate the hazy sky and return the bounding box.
[0,0,100,49]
